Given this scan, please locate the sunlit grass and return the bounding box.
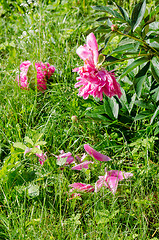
[0,1,158,239]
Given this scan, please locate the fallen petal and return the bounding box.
[84,144,111,162]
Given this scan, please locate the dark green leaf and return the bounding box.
[150,106,159,125]
[95,25,110,33]
[120,57,148,80]
[92,5,123,20]
[112,43,139,54]
[116,4,130,23]
[104,96,119,119]
[134,61,150,97]
[131,0,146,31]
[134,111,153,121]
[105,36,110,48]
[85,112,111,123]
[96,17,110,22]
[151,62,159,83]
[105,56,119,62]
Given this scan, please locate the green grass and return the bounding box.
[0,1,159,239]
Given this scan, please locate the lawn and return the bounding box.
[0,0,159,239]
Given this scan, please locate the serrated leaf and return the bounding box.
[24,136,34,146]
[92,5,123,20]
[131,0,146,31]
[13,142,26,150]
[134,61,150,97]
[119,57,148,80]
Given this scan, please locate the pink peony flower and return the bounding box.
[95,169,133,195]
[73,32,122,100]
[69,183,94,192]
[56,150,75,165]
[84,144,111,162]
[16,61,55,92]
[71,160,94,170]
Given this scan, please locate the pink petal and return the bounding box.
[106,176,119,195]
[76,45,92,61]
[69,182,94,192]
[107,170,133,181]
[84,144,111,162]
[71,160,93,170]
[86,32,99,65]
[24,147,32,156]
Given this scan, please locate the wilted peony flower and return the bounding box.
[95,169,133,195]
[16,61,55,92]
[73,32,122,100]
[69,183,94,192]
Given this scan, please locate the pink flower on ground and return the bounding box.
[16,61,32,89]
[24,145,47,165]
[56,150,75,165]
[73,32,122,100]
[35,62,55,91]
[84,144,111,162]
[71,160,94,170]
[69,183,94,192]
[95,169,133,195]
[16,61,55,92]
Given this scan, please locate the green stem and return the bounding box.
[116,30,159,55]
[103,53,151,67]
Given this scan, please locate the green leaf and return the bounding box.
[112,43,139,54]
[13,142,26,150]
[104,96,119,119]
[35,141,47,146]
[31,147,42,155]
[24,136,34,146]
[119,57,148,80]
[92,5,123,20]
[150,106,159,125]
[95,25,110,33]
[98,54,105,66]
[85,112,111,123]
[131,0,146,31]
[134,111,153,121]
[56,157,67,166]
[28,185,39,198]
[151,62,159,83]
[134,61,150,97]
[116,4,130,23]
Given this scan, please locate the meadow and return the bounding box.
[0,0,159,239]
